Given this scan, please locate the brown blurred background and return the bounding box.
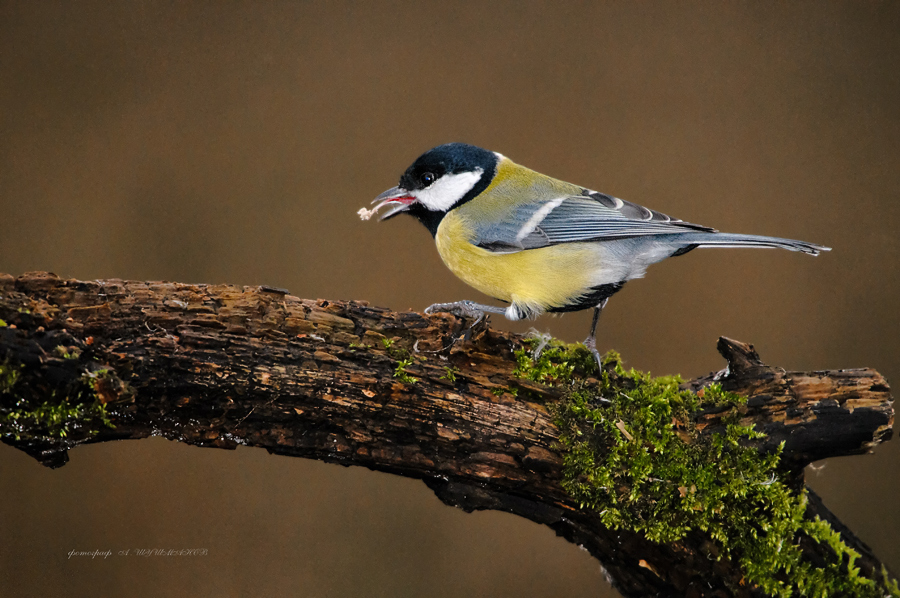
[1,2,898,596]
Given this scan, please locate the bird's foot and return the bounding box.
[424,301,506,341]
[583,335,603,374]
[424,300,506,321]
[526,329,553,360]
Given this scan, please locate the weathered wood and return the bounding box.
[0,272,895,597]
[689,337,894,467]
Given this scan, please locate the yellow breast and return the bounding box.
[434,211,597,316]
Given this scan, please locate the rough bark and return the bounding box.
[0,271,895,597]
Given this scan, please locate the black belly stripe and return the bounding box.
[547,281,626,313]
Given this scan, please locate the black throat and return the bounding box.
[406,204,447,237]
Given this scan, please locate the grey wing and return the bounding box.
[474,191,715,252]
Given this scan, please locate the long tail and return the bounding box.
[669,232,830,256]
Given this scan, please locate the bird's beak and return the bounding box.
[361,186,416,221]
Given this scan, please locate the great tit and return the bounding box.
[361,143,829,364]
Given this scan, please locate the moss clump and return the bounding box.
[392,356,418,384]
[0,360,116,441]
[513,342,898,598]
[1,394,113,440]
[513,337,597,384]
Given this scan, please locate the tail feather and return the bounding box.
[672,232,830,256]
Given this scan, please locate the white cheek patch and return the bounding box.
[413,169,483,211]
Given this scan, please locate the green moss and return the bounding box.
[513,336,597,384]
[512,341,899,598]
[392,357,418,385]
[1,395,113,439]
[441,366,459,382]
[0,360,20,394]
[379,337,419,384]
[0,359,117,441]
[54,345,81,360]
[882,567,900,596]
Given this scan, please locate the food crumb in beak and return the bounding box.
[357,206,378,220]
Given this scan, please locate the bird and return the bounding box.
[360,142,829,367]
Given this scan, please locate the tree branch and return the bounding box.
[0,272,895,597]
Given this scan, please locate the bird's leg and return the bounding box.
[583,298,609,373]
[424,300,506,339]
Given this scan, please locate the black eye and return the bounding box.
[421,172,436,187]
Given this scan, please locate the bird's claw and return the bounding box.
[425,300,489,321]
[526,329,553,360]
[425,300,507,342]
[584,335,603,374]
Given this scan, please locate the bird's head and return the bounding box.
[362,143,498,234]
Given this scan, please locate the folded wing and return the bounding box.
[474,191,714,252]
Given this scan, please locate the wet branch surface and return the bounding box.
[0,272,894,597]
